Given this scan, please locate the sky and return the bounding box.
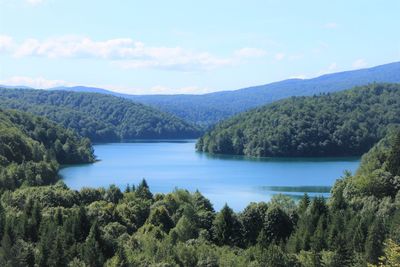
[0,0,399,94]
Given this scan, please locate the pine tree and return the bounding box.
[387,131,400,176]
[365,218,386,264]
[135,179,153,200]
[83,221,104,267]
[30,201,42,242]
[258,206,293,247]
[331,234,354,267]
[0,225,14,266]
[124,183,131,193]
[55,208,63,226]
[75,206,90,242]
[212,204,242,247]
[298,193,310,214]
[48,230,67,267]
[0,202,5,241]
[310,216,326,252]
[37,220,56,267]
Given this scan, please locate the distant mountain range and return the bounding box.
[4,61,400,127]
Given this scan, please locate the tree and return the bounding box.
[258,206,293,247]
[365,219,386,264]
[135,179,153,200]
[256,244,294,267]
[104,185,123,204]
[84,222,104,267]
[0,202,5,241]
[0,225,14,266]
[387,131,400,176]
[298,193,310,214]
[212,204,242,247]
[48,231,67,267]
[146,206,174,233]
[375,239,400,267]
[173,215,197,242]
[240,202,268,246]
[330,234,353,267]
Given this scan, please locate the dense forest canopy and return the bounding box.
[0,108,94,191]
[0,128,399,266]
[50,61,400,126]
[0,78,399,266]
[197,83,400,157]
[0,88,202,142]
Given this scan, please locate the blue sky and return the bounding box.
[0,0,399,94]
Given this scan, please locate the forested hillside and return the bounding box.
[0,109,94,191]
[52,61,400,126]
[0,88,202,142]
[0,128,399,266]
[197,83,400,157]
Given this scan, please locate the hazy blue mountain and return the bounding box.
[50,86,120,95]
[0,84,33,89]
[50,61,400,126]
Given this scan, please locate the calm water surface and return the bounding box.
[60,140,360,211]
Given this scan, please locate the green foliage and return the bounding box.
[212,204,242,247]
[0,88,202,142]
[197,83,400,157]
[343,129,400,199]
[0,109,94,190]
[0,106,399,266]
[146,206,174,233]
[386,131,400,177]
[258,206,293,246]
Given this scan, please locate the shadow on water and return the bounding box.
[93,139,198,145]
[121,139,197,144]
[198,151,360,163]
[261,185,332,193]
[280,193,330,201]
[259,185,332,201]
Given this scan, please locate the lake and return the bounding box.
[60,140,360,211]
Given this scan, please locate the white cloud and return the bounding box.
[317,62,338,76]
[26,0,44,6]
[114,51,233,72]
[0,75,213,94]
[328,62,337,71]
[0,35,14,52]
[234,47,267,58]
[323,22,338,29]
[0,76,70,88]
[0,35,236,71]
[0,35,274,71]
[121,85,213,94]
[275,53,285,61]
[289,74,307,79]
[352,58,367,69]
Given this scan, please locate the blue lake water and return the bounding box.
[60,140,360,211]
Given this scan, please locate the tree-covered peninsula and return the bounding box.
[0,88,202,142]
[197,83,400,157]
